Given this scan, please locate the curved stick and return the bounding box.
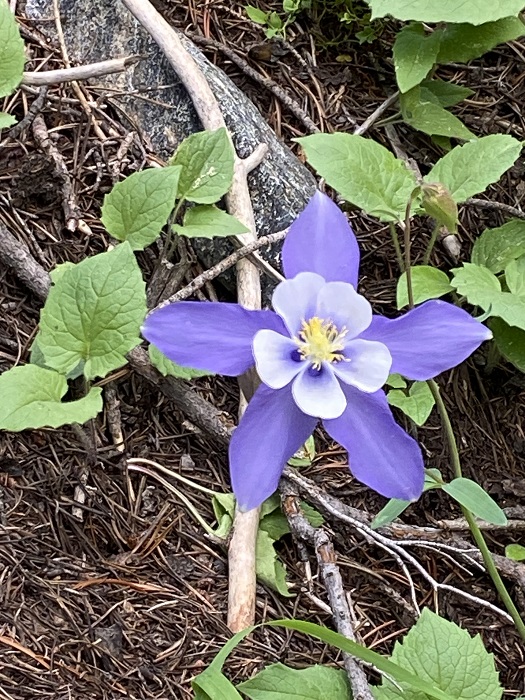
[119,0,264,632]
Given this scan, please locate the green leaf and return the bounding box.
[0,365,102,431]
[238,663,350,700]
[387,381,435,426]
[288,434,316,467]
[397,266,452,309]
[297,133,418,222]
[50,260,76,284]
[148,344,211,380]
[490,292,525,331]
[194,669,244,700]
[267,11,283,29]
[472,220,525,273]
[450,262,501,308]
[0,111,16,128]
[259,511,290,541]
[400,87,475,140]
[39,243,147,380]
[505,544,525,561]
[170,127,235,204]
[490,317,525,372]
[245,5,269,23]
[211,492,235,539]
[425,135,522,204]
[101,166,181,250]
[393,24,442,94]
[454,261,525,328]
[259,503,324,541]
[386,373,407,389]
[256,529,292,597]
[302,502,324,528]
[505,255,525,296]
[419,79,474,108]
[270,620,458,700]
[437,17,525,64]
[371,498,412,529]
[443,478,507,526]
[173,204,249,239]
[0,0,25,98]
[367,0,525,25]
[372,608,502,700]
[30,334,85,380]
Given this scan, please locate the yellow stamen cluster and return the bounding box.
[296,317,348,369]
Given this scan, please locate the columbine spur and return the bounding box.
[142,191,491,510]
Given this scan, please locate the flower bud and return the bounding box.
[421,182,459,233]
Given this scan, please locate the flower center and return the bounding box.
[294,317,348,369]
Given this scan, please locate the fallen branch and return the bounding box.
[22,56,140,86]
[281,480,375,700]
[32,114,81,231]
[284,468,525,613]
[466,197,525,220]
[0,221,51,299]
[119,0,265,632]
[6,86,48,139]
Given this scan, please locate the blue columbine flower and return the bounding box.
[142,192,491,511]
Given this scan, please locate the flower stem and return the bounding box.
[163,199,185,262]
[389,222,405,272]
[428,379,525,642]
[403,193,418,309]
[401,191,525,641]
[423,224,441,265]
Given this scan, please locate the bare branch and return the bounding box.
[22,56,140,86]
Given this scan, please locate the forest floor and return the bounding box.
[1,1,525,698]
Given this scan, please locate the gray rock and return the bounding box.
[24,0,317,298]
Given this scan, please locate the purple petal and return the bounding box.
[315,281,372,338]
[292,364,346,419]
[324,387,424,500]
[333,339,392,392]
[272,272,325,335]
[282,191,360,286]
[142,302,286,376]
[360,300,492,381]
[230,384,318,511]
[253,329,303,389]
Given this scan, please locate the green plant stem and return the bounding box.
[401,189,525,642]
[423,223,441,265]
[163,199,184,262]
[389,222,405,272]
[428,379,525,642]
[484,337,501,374]
[403,196,416,309]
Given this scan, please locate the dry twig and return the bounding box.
[22,56,140,86]
[119,0,265,631]
[6,86,48,140]
[32,114,81,231]
[152,228,287,309]
[281,480,375,700]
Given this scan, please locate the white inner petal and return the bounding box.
[292,364,346,419]
[272,272,326,335]
[332,339,392,393]
[315,281,372,339]
[253,329,303,389]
